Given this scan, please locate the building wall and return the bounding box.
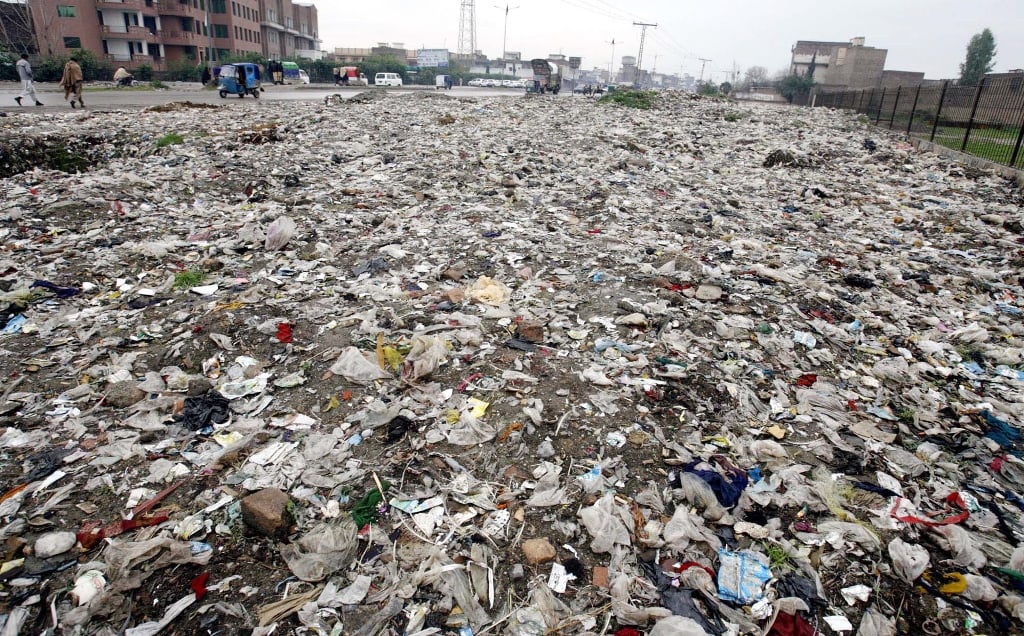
[880,70,925,89]
[827,45,886,89]
[259,0,319,60]
[19,0,302,69]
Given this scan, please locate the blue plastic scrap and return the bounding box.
[717,548,772,604]
[982,410,1021,449]
[686,462,749,508]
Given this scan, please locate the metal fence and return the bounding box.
[815,76,1024,169]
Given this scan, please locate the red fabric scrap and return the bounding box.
[767,611,819,636]
[77,514,169,549]
[889,492,970,527]
[794,373,818,387]
[613,630,641,636]
[276,322,293,343]
[191,573,210,601]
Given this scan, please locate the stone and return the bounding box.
[592,565,609,589]
[241,488,292,538]
[510,564,525,580]
[695,284,723,301]
[522,538,556,565]
[516,320,545,343]
[104,381,146,408]
[34,531,77,558]
[187,377,214,397]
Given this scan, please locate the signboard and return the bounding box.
[417,49,450,68]
[568,56,581,70]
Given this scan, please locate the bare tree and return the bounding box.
[0,0,36,54]
[744,65,768,87]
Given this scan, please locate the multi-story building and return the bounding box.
[9,0,317,70]
[790,37,887,90]
[258,0,319,60]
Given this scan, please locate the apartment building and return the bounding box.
[13,0,317,69]
[790,37,887,90]
[258,0,319,60]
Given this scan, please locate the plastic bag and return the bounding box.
[329,347,392,384]
[578,493,632,553]
[962,573,998,602]
[279,520,358,581]
[664,507,721,552]
[264,216,296,251]
[931,524,986,569]
[400,336,449,382]
[673,472,727,521]
[466,276,511,306]
[175,390,230,430]
[888,538,929,583]
[649,615,713,636]
[856,607,896,636]
[717,548,771,604]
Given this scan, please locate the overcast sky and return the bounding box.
[317,0,1022,81]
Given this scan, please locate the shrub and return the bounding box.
[156,132,184,148]
[134,62,153,81]
[598,90,657,110]
[150,79,167,89]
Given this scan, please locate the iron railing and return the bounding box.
[815,76,1024,169]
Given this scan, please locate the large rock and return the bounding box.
[522,538,556,565]
[105,381,146,408]
[241,488,292,538]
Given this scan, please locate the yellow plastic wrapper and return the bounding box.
[468,398,490,418]
[467,276,511,306]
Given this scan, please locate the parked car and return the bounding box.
[468,78,484,87]
[374,72,403,87]
[298,69,310,85]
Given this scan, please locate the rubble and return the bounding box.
[0,89,1023,635]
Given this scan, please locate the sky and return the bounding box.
[316,0,1023,81]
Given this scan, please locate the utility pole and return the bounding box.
[698,57,711,83]
[494,4,519,81]
[632,21,656,88]
[605,38,616,83]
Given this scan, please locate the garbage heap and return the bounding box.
[1,91,1024,636]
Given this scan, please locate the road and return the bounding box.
[0,82,557,110]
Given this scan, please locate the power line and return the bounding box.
[698,57,711,82]
[632,21,656,87]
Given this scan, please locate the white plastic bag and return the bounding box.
[279,520,358,581]
[264,216,296,251]
[578,493,631,553]
[888,538,929,582]
[649,615,713,636]
[329,347,392,384]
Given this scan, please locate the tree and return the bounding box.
[719,81,732,95]
[358,54,407,84]
[959,28,996,86]
[744,65,768,87]
[697,80,719,96]
[778,73,815,104]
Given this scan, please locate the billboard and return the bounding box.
[569,56,581,70]
[417,49,450,68]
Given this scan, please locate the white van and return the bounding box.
[374,72,403,87]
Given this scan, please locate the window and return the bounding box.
[182,17,192,31]
[57,5,75,17]
[211,0,226,14]
[63,36,81,48]
[214,24,228,38]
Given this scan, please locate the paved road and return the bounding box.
[0,82,550,110]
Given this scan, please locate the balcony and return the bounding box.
[154,2,195,17]
[158,30,195,45]
[97,0,145,9]
[101,25,156,41]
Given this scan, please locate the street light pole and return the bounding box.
[606,38,616,83]
[494,4,519,81]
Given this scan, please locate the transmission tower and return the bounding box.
[457,0,478,61]
[632,21,656,88]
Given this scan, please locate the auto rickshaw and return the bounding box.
[218,63,261,99]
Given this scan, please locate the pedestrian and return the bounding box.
[61,56,84,108]
[15,53,44,107]
[201,66,211,86]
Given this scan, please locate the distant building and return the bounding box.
[8,0,319,70]
[790,37,886,90]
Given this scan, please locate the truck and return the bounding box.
[334,66,367,86]
[527,59,561,94]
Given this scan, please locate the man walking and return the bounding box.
[61,57,84,108]
[15,54,44,107]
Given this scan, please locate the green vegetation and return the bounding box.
[150,79,167,89]
[724,111,746,122]
[959,28,996,86]
[598,90,657,110]
[896,406,916,423]
[779,73,816,104]
[156,132,184,148]
[173,268,204,289]
[762,541,792,570]
[697,81,719,97]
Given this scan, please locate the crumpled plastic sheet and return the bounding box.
[278,520,358,582]
[716,548,771,604]
[578,493,633,554]
[328,347,392,384]
[888,538,930,583]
